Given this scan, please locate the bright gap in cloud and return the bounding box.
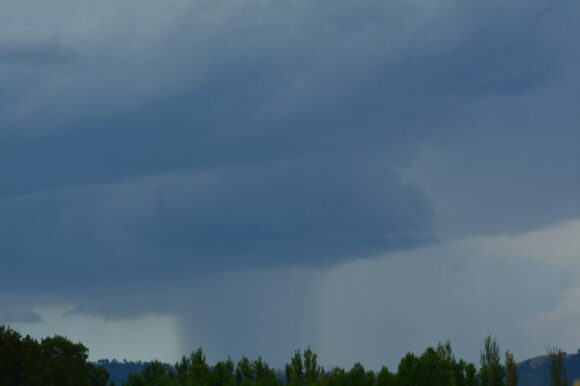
[12,305,182,363]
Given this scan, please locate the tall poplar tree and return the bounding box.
[479,336,504,386]
[548,347,568,386]
[505,351,518,386]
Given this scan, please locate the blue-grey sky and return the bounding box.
[2,0,580,370]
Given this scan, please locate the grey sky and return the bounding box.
[2,0,580,370]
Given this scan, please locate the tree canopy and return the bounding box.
[0,324,109,386]
[2,325,541,386]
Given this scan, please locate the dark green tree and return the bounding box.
[465,363,477,386]
[397,353,419,386]
[343,362,374,386]
[454,359,474,386]
[416,346,451,386]
[0,325,26,386]
[303,347,322,385]
[89,363,112,386]
[143,360,176,386]
[395,341,474,386]
[252,357,281,386]
[505,351,518,386]
[124,373,146,386]
[40,335,99,386]
[235,357,254,386]
[233,356,281,386]
[320,366,345,386]
[479,336,504,386]
[175,348,209,386]
[376,366,395,386]
[208,358,234,386]
[286,350,305,386]
[548,347,567,386]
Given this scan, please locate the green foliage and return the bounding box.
[319,367,345,386]
[0,325,27,386]
[127,350,281,386]
[343,363,374,386]
[397,352,419,386]
[234,356,281,386]
[415,347,449,386]
[208,358,235,386]
[465,362,477,386]
[125,373,147,386]
[0,324,109,386]
[548,346,567,386]
[251,357,281,386]
[235,357,253,386]
[3,325,541,386]
[40,335,92,386]
[303,347,322,386]
[286,350,304,386]
[175,348,210,386]
[285,347,321,386]
[454,360,470,386]
[396,342,474,386]
[376,366,394,386]
[123,345,456,386]
[479,336,505,386]
[505,351,518,386]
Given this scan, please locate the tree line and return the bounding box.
[0,324,109,386]
[0,324,570,386]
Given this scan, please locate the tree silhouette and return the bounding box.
[548,346,567,386]
[479,336,504,386]
[505,351,518,386]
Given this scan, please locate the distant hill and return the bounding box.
[96,351,580,386]
[519,351,580,386]
[96,359,151,386]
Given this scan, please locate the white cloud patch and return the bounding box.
[526,287,580,354]
[316,219,580,368]
[11,305,182,362]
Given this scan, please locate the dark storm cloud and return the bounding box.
[0,0,570,195]
[0,153,434,292]
[1,0,580,316]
